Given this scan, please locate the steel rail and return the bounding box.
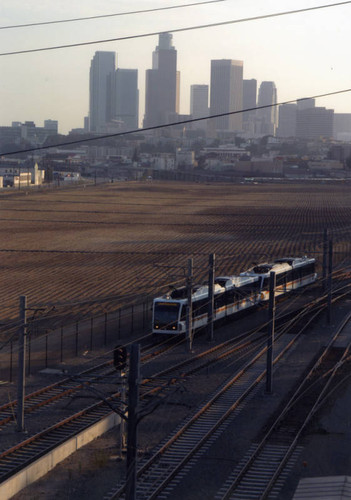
[0,283,349,495]
[0,335,181,429]
[106,296,324,499]
[218,310,351,500]
[0,298,318,489]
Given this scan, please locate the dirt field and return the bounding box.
[0,180,350,336]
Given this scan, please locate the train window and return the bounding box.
[214,293,225,308]
[154,302,180,327]
[276,272,288,285]
[180,304,186,321]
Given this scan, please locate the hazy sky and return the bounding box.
[1,0,351,134]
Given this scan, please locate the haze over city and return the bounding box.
[2,0,351,134]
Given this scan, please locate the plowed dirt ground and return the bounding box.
[1,180,350,336]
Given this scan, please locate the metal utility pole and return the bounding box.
[17,295,27,432]
[266,272,276,395]
[120,374,127,455]
[207,253,215,342]
[327,239,333,325]
[322,228,328,291]
[126,344,140,500]
[186,258,193,351]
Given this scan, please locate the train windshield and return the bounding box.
[154,302,180,329]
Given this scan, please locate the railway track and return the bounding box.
[0,291,317,436]
[0,335,184,432]
[0,299,318,493]
[215,311,351,500]
[104,300,326,499]
[1,282,350,498]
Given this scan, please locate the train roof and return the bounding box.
[274,256,315,267]
[156,283,225,302]
[242,256,315,277]
[215,275,259,289]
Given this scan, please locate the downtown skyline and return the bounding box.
[2,0,351,134]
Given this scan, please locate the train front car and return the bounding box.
[152,283,225,335]
[153,298,184,334]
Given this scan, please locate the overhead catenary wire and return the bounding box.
[1,1,350,56]
[0,0,226,30]
[1,87,351,157]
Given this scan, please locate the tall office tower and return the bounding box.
[297,98,315,110]
[44,120,58,134]
[333,113,351,140]
[190,84,209,129]
[296,107,334,139]
[89,51,116,132]
[257,81,278,135]
[242,79,257,134]
[210,59,243,133]
[276,104,297,138]
[144,33,180,128]
[115,69,139,130]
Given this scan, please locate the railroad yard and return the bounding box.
[1,179,351,499]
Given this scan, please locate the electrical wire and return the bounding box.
[1,87,351,157]
[0,1,226,30]
[1,1,350,56]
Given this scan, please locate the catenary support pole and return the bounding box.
[126,344,140,500]
[266,272,276,395]
[322,228,328,291]
[207,253,215,342]
[327,239,333,325]
[17,295,27,432]
[186,258,194,351]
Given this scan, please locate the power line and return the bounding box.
[1,87,351,157]
[0,0,226,30]
[1,1,350,56]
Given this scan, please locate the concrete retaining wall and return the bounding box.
[1,412,120,499]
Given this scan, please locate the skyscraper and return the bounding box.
[276,104,297,138]
[210,59,243,133]
[144,33,180,128]
[115,69,139,130]
[89,51,116,133]
[243,79,257,134]
[190,85,208,129]
[296,107,334,139]
[257,81,278,136]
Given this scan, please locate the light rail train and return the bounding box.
[152,256,317,335]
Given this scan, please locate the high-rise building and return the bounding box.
[44,120,58,134]
[242,79,257,134]
[190,84,208,129]
[115,69,139,130]
[257,81,278,136]
[89,51,116,133]
[333,113,351,140]
[297,98,315,110]
[296,107,334,139]
[144,33,180,128]
[276,104,297,138]
[210,59,243,133]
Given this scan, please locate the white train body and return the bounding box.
[152,256,316,335]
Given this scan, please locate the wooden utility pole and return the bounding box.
[186,258,193,351]
[126,344,140,500]
[17,295,27,432]
[207,253,215,342]
[266,272,276,395]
